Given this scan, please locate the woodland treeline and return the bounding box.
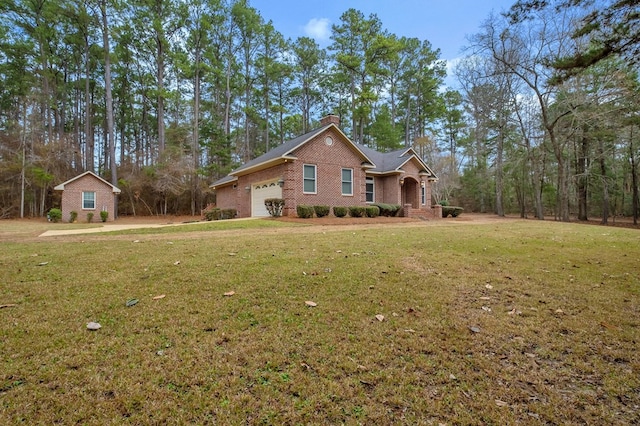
[0,0,638,222]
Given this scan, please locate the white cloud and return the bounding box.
[303,18,331,41]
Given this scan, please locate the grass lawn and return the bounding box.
[1,218,639,424]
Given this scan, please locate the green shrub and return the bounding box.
[221,209,237,219]
[69,211,78,223]
[100,211,109,222]
[442,206,464,218]
[365,206,380,218]
[372,203,400,217]
[348,206,365,217]
[86,212,94,223]
[439,200,450,206]
[313,205,330,218]
[48,208,62,223]
[264,198,285,217]
[204,208,236,220]
[204,208,221,221]
[296,205,314,218]
[333,206,348,217]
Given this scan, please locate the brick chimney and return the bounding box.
[320,114,340,127]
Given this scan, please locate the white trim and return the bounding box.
[366,176,375,203]
[54,171,121,193]
[82,191,96,210]
[341,168,353,196]
[303,164,317,194]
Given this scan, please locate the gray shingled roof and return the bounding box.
[235,126,329,173]
[355,143,436,176]
[211,125,331,187]
[211,124,436,188]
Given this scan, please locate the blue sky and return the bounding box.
[249,0,517,63]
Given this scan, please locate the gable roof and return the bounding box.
[54,171,121,193]
[211,123,374,188]
[355,143,437,178]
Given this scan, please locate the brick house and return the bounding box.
[54,171,120,222]
[210,115,441,218]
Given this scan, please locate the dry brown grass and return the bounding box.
[1,217,639,424]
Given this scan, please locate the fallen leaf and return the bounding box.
[86,322,101,331]
[375,314,384,322]
[600,321,617,330]
[305,300,317,307]
[495,399,508,407]
[173,261,181,265]
[133,240,140,243]
[449,373,457,381]
[152,294,166,300]
[555,309,564,314]
[224,291,235,297]
[479,296,491,301]
[469,326,481,333]
[38,262,49,266]
[0,304,17,309]
[482,306,492,312]
[228,252,237,256]
[485,284,493,289]
[125,298,139,307]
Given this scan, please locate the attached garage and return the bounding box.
[251,180,282,217]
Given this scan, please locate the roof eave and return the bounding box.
[231,156,297,177]
[209,176,238,189]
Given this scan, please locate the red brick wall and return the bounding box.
[236,164,287,217]
[60,175,117,222]
[284,129,368,212]
[215,184,237,213]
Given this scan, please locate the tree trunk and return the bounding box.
[598,138,609,225]
[495,126,505,217]
[631,134,638,225]
[576,134,589,221]
[192,49,201,217]
[157,36,166,156]
[101,1,117,218]
[84,40,93,172]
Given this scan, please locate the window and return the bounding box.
[421,185,426,205]
[341,168,353,195]
[82,191,96,209]
[303,164,316,193]
[366,177,375,203]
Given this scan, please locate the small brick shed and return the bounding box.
[54,171,120,222]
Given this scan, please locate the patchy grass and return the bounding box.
[0,220,638,424]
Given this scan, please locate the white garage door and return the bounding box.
[251,180,282,217]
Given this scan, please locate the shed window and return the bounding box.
[82,191,96,209]
[341,168,353,195]
[303,164,316,193]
